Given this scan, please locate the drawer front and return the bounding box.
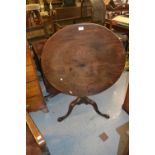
[26,65,37,82]
[26,80,41,98]
[26,95,45,112]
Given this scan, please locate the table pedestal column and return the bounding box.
[58,96,110,122]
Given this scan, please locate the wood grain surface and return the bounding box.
[41,23,125,96]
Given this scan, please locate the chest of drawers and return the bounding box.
[26,43,48,112]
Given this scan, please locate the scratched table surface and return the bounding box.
[41,23,125,97]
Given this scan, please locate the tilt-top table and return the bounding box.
[41,23,125,122]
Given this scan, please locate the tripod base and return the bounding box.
[58,96,110,122]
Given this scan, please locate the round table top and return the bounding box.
[41,23,125,97]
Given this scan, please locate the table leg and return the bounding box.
[57,97,110,122]
[57,97,81,122]
[82,97,110,119]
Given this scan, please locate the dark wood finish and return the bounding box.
[107,15,129,51]
[58,96,109,122]
[122,84,129,113]
[26,0,39,4]
[41,23,125,97]
[26,112,50,155]
[44,0,63,8]
[81,0,106,24]
[51,5,81,32]
[31,39,60,95]
[110,16,129,34]
[105,0,129,20]
[26,42,48,112]
[26,95,47,111]
[26,4,49,42]
[106,0,129,12]
[41,23,125,121]
[26,125,43,155]
[53,6,81,22]
[32,39,47,60]
[63,0,76,6]
[43,77,60,95]
[81,0,92,18]
[51,0,63,4]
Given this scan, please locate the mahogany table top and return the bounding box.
[41,23,125,96]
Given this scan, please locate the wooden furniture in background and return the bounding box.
[26,112,51,155]
[26,4,49,43]
[105,15,129,53]
[51,4,82,32]
[31,40,60,96]
[81,0,106,24]
[26,42,48,112]
[43,0,63,11]
[81,0,92,19]
[110,15,129,33]
[105,0,129,19]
